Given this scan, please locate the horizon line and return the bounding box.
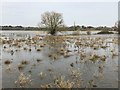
[0,24,115,27]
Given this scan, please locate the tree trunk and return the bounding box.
[50,28,56,35]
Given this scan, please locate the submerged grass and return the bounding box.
[1,33,118,88]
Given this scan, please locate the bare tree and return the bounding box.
[41,11,64,35]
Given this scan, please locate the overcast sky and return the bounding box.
[0,2,118,27]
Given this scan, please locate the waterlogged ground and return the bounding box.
[0,31,118,88]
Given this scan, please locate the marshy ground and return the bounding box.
[0,31,118,88]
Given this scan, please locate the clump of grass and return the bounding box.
[80,53,86,58]
[53,54,58,60]
[59,51,65,55]
[100,55,106,61]
[60,48,64,51]
[70,63,74,67]
[36,48,41,51]
[40,74,77,88]
[4,60,12,65]
[48,54,59,60]
[18,64,25,71]
[67,49,72,52]
[88,80,97,88]
[48,54,52,57]
[17,45,21,48]
[41,84,53,88]
[36,59,42,62]
[40,44,45,47]
[101,46,107,49]
[54,76,74,88]
[89,54,100,62]
[112,52,118,58]
[17,60,29,71]
[14,72,32,88]
[93,45,99,50]
[23,47,27,50]
[29,48,31,52]
[59,48,65,55]
[3,46,7,48]
[38,72,46,79]
[69,68,81,79]
[21,60,29,65]
[28,70,32,74]
[64,54,71,58]
[47,68,53,72]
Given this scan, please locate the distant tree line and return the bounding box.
[0,26,40,31]
[0,25,117,31]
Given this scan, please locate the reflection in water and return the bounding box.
[1,31,118,88]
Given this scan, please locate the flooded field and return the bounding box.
[0,31,118,88]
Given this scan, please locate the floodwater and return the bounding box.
[0,31,118,88]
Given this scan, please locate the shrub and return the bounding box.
[97,30,114,34]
